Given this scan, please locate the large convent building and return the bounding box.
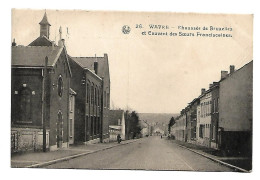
[11,12,110,152]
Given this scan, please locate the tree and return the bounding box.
[125,110,141,139]
[168,117,175,134]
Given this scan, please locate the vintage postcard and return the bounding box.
[11,9,253,172]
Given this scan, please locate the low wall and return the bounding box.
[11,128,50,153]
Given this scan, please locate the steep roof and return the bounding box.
[28,35,54,46]
[39,12,51,26]
[109,110,124,125]
[70,56,107,78]
[12,46,63,67]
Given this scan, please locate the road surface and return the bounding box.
[45,136,234,171]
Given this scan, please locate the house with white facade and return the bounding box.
[109,110,125,141]
[197,88,212,147]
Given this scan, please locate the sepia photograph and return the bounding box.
[10,8,253,172]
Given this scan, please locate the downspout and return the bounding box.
[100,77,104,142]
[67,74,70,147]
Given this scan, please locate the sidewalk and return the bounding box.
[168,139,251,172]
[11,139,139,168]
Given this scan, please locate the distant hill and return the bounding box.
[138,113,179,125]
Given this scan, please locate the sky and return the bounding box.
[12,9,253,113]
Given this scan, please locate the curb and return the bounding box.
[24,139,139,168]
[174,143,250,173]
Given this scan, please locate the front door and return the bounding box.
[69,118,74,144]
[57,111,63,148]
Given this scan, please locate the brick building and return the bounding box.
[11,13,72,152]
[69,55,110,144]
[11,11,112,153]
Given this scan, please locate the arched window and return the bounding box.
[104,91,106,107]
[86,83,90,103]
[94,87,97,105]
[107,92,109,108]
[57,75,63,97]
[19,87,32,123]
[97,89,100,106]
[91,84,94,105]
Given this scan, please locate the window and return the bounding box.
[104,91,107,107]
[94,88,96,105]
[193,127,196,139]
[58,75,63,97]
[91,116,94,136]
[87,84,90,103]
[199,124,205,138]
[94,117,98,135]
[96,117,99,135]
[107,93,109,108]
[212,125,216,140]
[97,89,100,106]
[216,97,219,112]
[213,99,216,113]
[97,117,100,134]
[69,95,73,112]
[69,119,73,137]
[91,85,94,104]
[85,116,89,137]
[19,87,32,123]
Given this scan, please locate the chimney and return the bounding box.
[51,41,55,50]
[12,38,16,46]
[58,26,65,47]
[201,88,206,95]
[230,65,235,74]
[94,62,98,75]
[94,54,98,74]
[58,39,65,47]
[221,71,228,79]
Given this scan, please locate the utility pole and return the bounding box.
[43,56,48,152]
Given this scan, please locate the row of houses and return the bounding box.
[170,61,253,155]
[11,12,126,153]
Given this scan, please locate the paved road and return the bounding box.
[45,136,234,171]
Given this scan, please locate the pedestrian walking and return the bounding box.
[117,134,122,143]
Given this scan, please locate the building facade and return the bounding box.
[210,82,219,149]
[108,110,126,141]
[69,55,110,144]
[11,12,112,153]
[218,62,253,155]
[11,18,72,152]
[197,88,212,147]
[171,61,252,155]
[69,88,76,144]
[171,111,186,141]
[186,98,199,144]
